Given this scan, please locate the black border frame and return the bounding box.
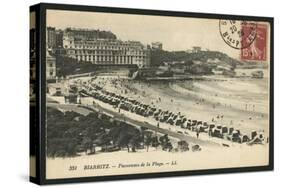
[33,3,274,185]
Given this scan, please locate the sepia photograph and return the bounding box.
[1,0,280,187]
[38,7,273,180]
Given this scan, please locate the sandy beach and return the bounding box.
[81,74,269,136]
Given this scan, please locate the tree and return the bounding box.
[143,131,153,152]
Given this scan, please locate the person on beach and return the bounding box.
[196,129,200,139]
[208,128,212,137]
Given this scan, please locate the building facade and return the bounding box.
[151,42,163,50]
[64,27,117,40]
[55,29,64,48]
[46,27,64,49]
[62,28,150,68]
[46,27,56,49]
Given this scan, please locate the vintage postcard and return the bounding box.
[30,4,273,183]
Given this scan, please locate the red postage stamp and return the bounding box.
[241,24,267,61]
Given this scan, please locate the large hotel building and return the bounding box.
[48,27,151,68]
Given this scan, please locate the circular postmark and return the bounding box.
[219,20,257,49]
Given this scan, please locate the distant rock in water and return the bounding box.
[251,70,264,78]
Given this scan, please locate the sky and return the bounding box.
[47,9,241,59]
